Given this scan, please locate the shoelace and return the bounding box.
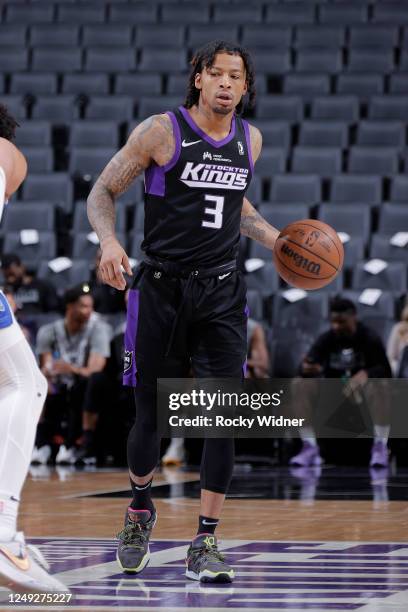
[117,522,149,549]
[191,544,226,566]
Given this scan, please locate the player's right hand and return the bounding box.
[99,236,132,290]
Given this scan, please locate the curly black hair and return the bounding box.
[0,104,19,141]
[184,40,256,116]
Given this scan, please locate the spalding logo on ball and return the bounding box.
[273,219,344,290]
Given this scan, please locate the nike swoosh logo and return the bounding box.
[0,546,30,571]
[134,483,151,491]
[218,273,231,280]
[182,139,202,147]
[202,520,218,525]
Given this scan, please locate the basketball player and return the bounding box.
[88,41,280,583]
[0,105,68,593]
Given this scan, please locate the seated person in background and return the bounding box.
[290,297,392,469]
[2,285,34,345]
[387,304,408,376]
[2,252,59,315]
[33,283,111,465]
[89,248,126,315]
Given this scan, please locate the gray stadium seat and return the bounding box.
[37,259,90,295]
[6,4,54,23]
[0,96,26,120]
[0,48,28,72]
[349,25,399,48]
[352,261,407,293]
[389,75,408,94]
[258,203,311,230]
[62,73,109,95]
[214,5,261,24]
[295,50,342,73]
[20,147,54,173]
[0,76,4,94]
[241,25,291,48]
[294,25,345,49]
[32,96,79,121]
[319,4,368,24]
[369,96,408,121]
[272,291,329,332]
[271,174,321,204]
[348,147,399,175]
[187,25,239,48]
[2,202,55,232]
[257,96,304,122]
[32,48,82,72]
[340,290,395,319]
[266,3,315,25]
[398,53,408,72]
[283,74,330,97]
[246,175,262,205]
[132,205,145,231]
[109,4,157,24]
[22,173,73,210]
[370,235,408,265]
[137,96,182,119]
[347,50,394,73]
[0,25,26,46]
[115,73,162,96]
[116,177,144,205]
[292,147,342,176]
[342,237,366,269]
[10,73,57,95]
[252,50,291,75]
[82,25,132,46]
[330,174,382,205]
[390,175,408,203]
[3,232,56,270]
[85,47,136,73]
[251,121,291,149]
[167,74,197,95]
[72,201,126,233]
[245,290,263,322]
[138,49,187,73]
[373,3,408,24]
[85,96,134,121]
[129,231,144,261]
[69,147,116,177]
[311,96,359,121]
[57,3,105,23]
[135,25,185,48]
[30,24,79,46]
[336,74,384,97]
[299,121,349,147]
[14,121,51,146]
[162,3,210,23]
[318,204,371,242]
[72,232,126,260]
[253,148,287,177]
[69,121,119,147]
[245,262,280,296]
[357,121,405,148]
[379,204,408,236]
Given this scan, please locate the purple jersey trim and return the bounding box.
[123,288,140,387]
[144,111,181,197]
[178,105,236,149]
[242,119,254,174]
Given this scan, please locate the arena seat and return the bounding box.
[3,232,56,270]
[72,231,126,260]
[336,74,384,97]
[299,121,349,147]
[311,96,359,121]
[82,24,132,46]
[378,203,408,236]
[37,259,90,295]
[357,121,405,149]
[32,96,80,121]
[214,5,262,24]
[318,204,371,242]
[241,25,291,49]
[138,49,187,73]
[10,73,57,95]
[370,235,408,265]
[85,96,134,120]
[6,4,54,23]
[257,96,304,122]
[340,289,396,319]
[57,3,106,24]
[62,73,109,95]
[258,204,311,229]
[294,25,345,49]
[20,146,54,173]
[295,49,342,73]
[251,121,291,149]
[373,2,408,24]
[0,24,27,46]
[389,175,408,203]
[246,262,281,296]
[292,147,342,176]
[72,201,126,233]
[253,148,287,177]
[69,147,116,177]
[109,4,157,24]
[271,174,321,204]
[265,3,316,25]
[348,147,399,175]
[349,25,399,49]
[162,4,210,24]
[389,74,408,94]
[135,25,185,48]
[14,121,51,146]
[245,290,264,322]
[369,96,408,121]
[129,231,145,261]
[21,174,73,210]
[84,47,136,73]
[319,3,368,24]
[30,24,79,46]
[1,202,55,233]
[69,121,119,148]
[329,174,382,205]
[347,50,394,74]
[283,74,330,97]
[115,73,161,96]
[252,50,291,75]
[352,261,407,293]
[32,47,82,72]
[0,48,28,72]
[187,25,239,48]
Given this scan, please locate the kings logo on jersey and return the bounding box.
[180,162,248,190]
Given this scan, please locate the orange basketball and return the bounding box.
[273,219,344,290]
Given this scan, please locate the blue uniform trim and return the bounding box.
[0,291,13,329]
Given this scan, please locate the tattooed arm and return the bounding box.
[87,114,175,290]
[240,124,280,251]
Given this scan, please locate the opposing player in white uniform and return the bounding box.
[0,105,68,593]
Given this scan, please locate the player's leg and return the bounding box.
[365,379,391,467]
[289,378,322,467]
[187,271,247,583]
[117,270,190,573]
[0,295,68,592]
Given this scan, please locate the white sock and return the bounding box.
[0,332,48,541]
[0,166,6,224]
[374,425,390,445]
[300,427,317,446]
[0,493,18,541]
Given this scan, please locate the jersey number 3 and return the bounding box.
[202,195,224,229]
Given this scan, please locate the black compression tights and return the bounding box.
[127,386,235,495]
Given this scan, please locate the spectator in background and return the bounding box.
[290,297,392,469]
[2,286,34,346]
[387,305,408,376]
[1,253,59,315]
[89,248,125,315]
[32,284,111,465]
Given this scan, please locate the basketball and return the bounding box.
[273,219,344,290]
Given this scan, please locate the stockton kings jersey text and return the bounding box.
[142,105,253,266]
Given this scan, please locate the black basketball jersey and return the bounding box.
[142,106,253,267]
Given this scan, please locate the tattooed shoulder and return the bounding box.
[248,124,262,163]
[129,113,175,166]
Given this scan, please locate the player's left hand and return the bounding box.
[52,360,74,375]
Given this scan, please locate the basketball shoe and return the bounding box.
[116,508,157,573]
[161,438,185,466]
[290,441,322,467]
[185,534,234,583]
[370,440,389,468]
[0,532,69,593]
